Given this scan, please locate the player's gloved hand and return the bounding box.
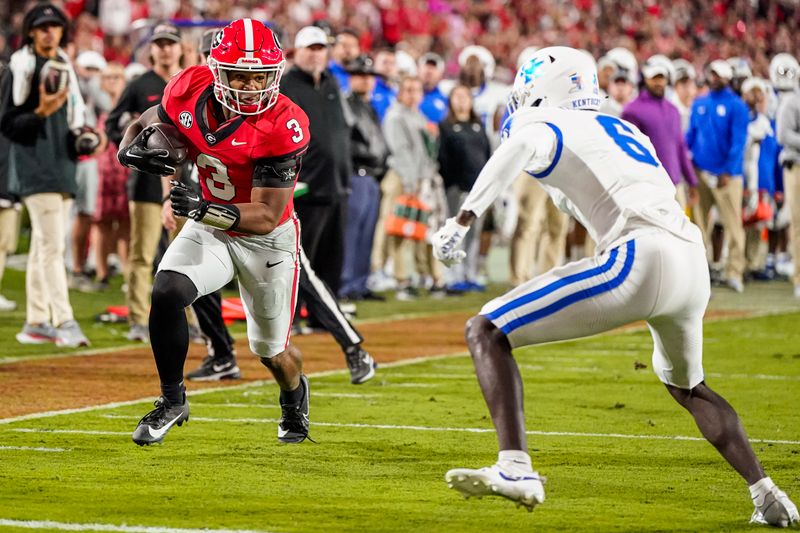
[117,126,177,176]
[432,217,470,267]
[169,180,208,221]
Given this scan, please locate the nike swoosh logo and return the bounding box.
[278,427,289,437]
[146,411,185,440]
[212,363,231,372]
[266,260,283,268]
[231,139,246,146]
[498,472,540,482]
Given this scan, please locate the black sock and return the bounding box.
[280,380,305,404]
[161,381,186,405]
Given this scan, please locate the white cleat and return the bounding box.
[445,463,545,512]
[750,486,799,528]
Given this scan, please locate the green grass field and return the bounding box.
[1,312,798,533]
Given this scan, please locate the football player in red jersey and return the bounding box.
[118,18,312,446]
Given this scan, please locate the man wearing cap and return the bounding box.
[418,52,448,124]
[0,2,91,347]
[341,54,388,302]
[329,28,361,93]
[622,55,699,209]
[686,59,749,292]
[106,21,183,342]
[280,26,352,320]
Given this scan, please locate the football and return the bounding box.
[72,126,102,156]
[145,122,188,165]
[40,58,70,94]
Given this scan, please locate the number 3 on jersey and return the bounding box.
[596,115,659,167]
[197,153,235,201]
[286,119,304,143]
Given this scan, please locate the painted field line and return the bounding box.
[0,445,70,452]
[0,518,275,533]
[11,428,129,436]
[0,352,468,425]
[97,415,800,446]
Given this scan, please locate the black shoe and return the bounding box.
[360,290,386,302]
[186,355,241,381]
[345,345,377,384]
[278,375,310,443]
[132,396,189,446]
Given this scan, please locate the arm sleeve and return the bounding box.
[777,97,800,152]
[253,146,308,189]
[725,101,749,176]
[383,114,418,190]
[0,71,44,145]
[105,81,136,147]
[461,122,557,217]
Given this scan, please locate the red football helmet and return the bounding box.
[208,18,285,115]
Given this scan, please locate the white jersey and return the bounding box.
[468,107,702,252]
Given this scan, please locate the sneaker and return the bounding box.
[131,396,190,446]
[186,356,241,381]
[127,323,149,343]
[54,320,90,348]
[395,287,417,301]
[0,294,16,311]
[16,322,57,344]
[726,278,744,293]
[750,486,799,528]
[445,462,545,512]
[68,272,98,293]
[775,257,794,278]
[345,345,376,385]
[278,375,310,443]
[429,285,447,299]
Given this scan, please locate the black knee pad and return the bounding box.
[151,271,198,310]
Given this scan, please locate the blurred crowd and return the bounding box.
[1,0,799,348]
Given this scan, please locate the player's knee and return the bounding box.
[465,315,507,349]
[151,271,198,310]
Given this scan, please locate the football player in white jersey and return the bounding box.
[431,46,798,527]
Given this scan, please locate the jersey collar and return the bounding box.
[196,85,247,147]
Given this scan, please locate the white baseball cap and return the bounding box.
[76,50,107,71]
[294,26,329,49]
[641,54,674,81]
[708,59,734,80]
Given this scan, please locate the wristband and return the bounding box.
[201,203,241,231]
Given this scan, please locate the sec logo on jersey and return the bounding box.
[179,111,193,129]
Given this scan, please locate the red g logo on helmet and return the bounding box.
[207,18,285,115]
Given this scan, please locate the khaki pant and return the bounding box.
[0,207,20,289]
[371,170,403,274]
[783,164,800,286]
[127,201,163,326]
[23,193,74,325]
[509,174,569,286]
[694,171,745,284]
[745,225,767,272]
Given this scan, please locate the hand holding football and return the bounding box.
[145,123,188,166]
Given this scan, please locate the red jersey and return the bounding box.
[159,66,310,227]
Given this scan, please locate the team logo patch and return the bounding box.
[178,111,193,129]
[211,30,223,49]
[569,72,582,93]
[205,133,217,144]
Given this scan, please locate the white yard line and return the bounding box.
[94,415,800,445]
[0,519,275,533]
[0,352,467,425]
[0,445,70,452]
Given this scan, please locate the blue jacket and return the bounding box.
[420,86,448,124]
[329,60,349,93]
[371,78,397,123]
[686,87,749,176]
[757,118,782,195]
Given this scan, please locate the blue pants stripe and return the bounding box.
[491,240,636,334]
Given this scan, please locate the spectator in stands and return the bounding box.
[383,75,446,299]
[670,58,698,133]
[281,25,352,315]
[371,48,397,122]
[0,60,19,312]
[438,84,491,290]
[0,3,90,346]
[340,54,389,302]
[622,55,698,209]
[686,60,749,292]
[93,61,129,291]
[418,52,448,125]
[329,28,360,92]
[106,22,183,342]
[775,53,800,298]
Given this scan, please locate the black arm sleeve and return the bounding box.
[105,81,137,147]
[253,147,307,189]
[0,71,45,145]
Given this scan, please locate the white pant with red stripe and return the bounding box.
[158,215,300,358]
[481,229,710,389]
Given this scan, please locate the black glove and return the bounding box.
[169,180,208,220]
[117,126,177,176]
